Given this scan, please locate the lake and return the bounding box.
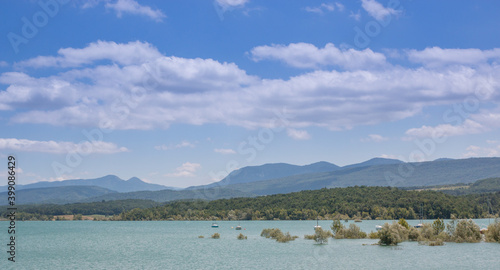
[1,219,499,269]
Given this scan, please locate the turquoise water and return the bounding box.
[1,219,499,269]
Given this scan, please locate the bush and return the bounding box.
[331,219,344,236]
[368,231,379,239]
[261,228,298,243]
[378,223,408,246]
[211,233,220,239]
[335,223,367,239]
[237,233,247,240]
[198,235,204,238]
[304,234,315,240]
[417,224,434,242]
[408,227,420,241]
[451,219,481,243]
[313,227,332,244]
[261,228,281,238]
[432,218,445,235]
[485,220,500,243]
[398,218,409,230]
[276,232,298,243]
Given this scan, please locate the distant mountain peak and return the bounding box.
[127,177,143,183]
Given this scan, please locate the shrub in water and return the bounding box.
[334,223,367,239]
[432,218,445,235]
[331,219,344,237]
[276,232,298,243]
[211,233,220,239]
[261,228,297,243]
[408,227,420,241]
[485,220,500,243]
[451,219,481,243]
[313,227,332,244]
[237,233,247,240]
[398,218,410,230]
[368,231,379,239]
[378,223,408,246]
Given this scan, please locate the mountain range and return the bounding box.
[3,157,500,205]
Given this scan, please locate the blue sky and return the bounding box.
[1,0,500,187]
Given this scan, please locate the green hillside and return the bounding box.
[0,199,159,220]
[120,186,500,221]
[0,186,117,205]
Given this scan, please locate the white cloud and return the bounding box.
[407,47,500,67]
[305,3,336,14]
[214,148,237,154]
[405,120,484,139]
[105,0,166,22]
[16,40,162,68]
[0,61,8,67]
[2,42,500,135]
[250,42,387,69]
[155,141,195,151]
[0,138,128,154]
[165,162,201,178]
[361,134,388,143]
[361,0,400,21]
[215,0,249,9]
[462,144,500,158]
[405,111,500,139]
[287,128,311,140]
[335,2,345,12]
[349,10,361,21]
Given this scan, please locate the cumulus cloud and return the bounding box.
[305,3,336,14]
[361,0,400,21]
[462,143,500,158]
[250,43,387,69]
[155,141,195,151]
[349,10,361,21]
[405,111,500,139]
[2,42,500,135]
[361,134,388,143]
[407,47,500,67]
[214,148,237,154]
[80,0,165,21]
[16,40,163,68]
[105,0,166,22]
[165,162,201,177]
[0,138,128,154]
[286,128,311,140]
[215,0,249,9]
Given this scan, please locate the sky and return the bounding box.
[1,0,500,188]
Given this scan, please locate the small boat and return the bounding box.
[235,225,242,230]
[354,219,362,223]
[375,225,383,231]
[480,228,488,234]
[211,222,219,228]
[314,217,321,229]
[414,224,423,228]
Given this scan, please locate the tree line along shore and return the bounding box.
[1,186,499,222]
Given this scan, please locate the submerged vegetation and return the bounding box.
[211,233,220,239]
[485,219,500,243]
[237,233,247,240]
[261,228,298,243]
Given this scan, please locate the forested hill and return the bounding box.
[119,186,500,221]
[4,186,499,221]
